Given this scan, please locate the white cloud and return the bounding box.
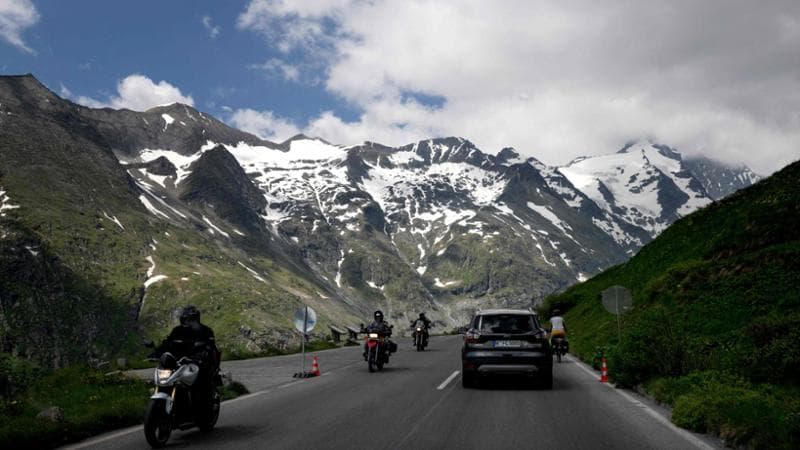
[0,0,39,54]
[71,75,194,111]
[237,0,349,56]
[110,75,194,110]
[238,0,800,175]
[248,58,300,82]
[228,108,301,142]
[202,15,220,39]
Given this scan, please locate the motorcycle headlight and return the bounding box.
[416,327,422,331]
[368,333,379,338]
[156,368,173,384]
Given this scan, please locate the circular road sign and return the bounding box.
[601,285,632,316]
[293,306,317,333]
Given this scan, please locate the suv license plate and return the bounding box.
[493,340,520,348]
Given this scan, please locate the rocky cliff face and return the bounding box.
[0,75,760,365]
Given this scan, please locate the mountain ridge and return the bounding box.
[0,74,761,366]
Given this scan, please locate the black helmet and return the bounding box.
[419,312,426,318]
[552,309,562,316]
[374,310,384,321]
[180,305,201,326]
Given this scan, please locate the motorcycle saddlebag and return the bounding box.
[388,341,398,353]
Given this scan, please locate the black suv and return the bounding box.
[461,309,552,389]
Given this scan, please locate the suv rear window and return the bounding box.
[478,314,535,333]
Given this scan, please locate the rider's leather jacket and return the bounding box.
[365,320,392,336]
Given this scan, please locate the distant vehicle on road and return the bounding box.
[461,309,553,389]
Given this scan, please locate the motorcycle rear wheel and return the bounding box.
[197,389,221,432]
[144,399,172,448]
[556,352,562,363]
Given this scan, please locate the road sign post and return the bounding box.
[601,285,632,341]
[293,305,317,377]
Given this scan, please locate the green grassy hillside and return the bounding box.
[540,160,800,448]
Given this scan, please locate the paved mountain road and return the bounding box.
[66,336,722,449]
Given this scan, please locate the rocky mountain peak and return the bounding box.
[0,74,764,363]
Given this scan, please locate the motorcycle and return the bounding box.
[551,336,568,363]
[143,345,222,448]
[363,326,395,372]
[412,323,428,351]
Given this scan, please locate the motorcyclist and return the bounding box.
[410,312,433,347]
[548,309,567,337]
[548,309,568,349]
[362,310,394,359]
[152,305,220,407]
[410,312,432,329]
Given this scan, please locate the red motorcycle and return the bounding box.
[363,326,395,372]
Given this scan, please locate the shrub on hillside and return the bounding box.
[609,306,687,387]
[742,313,800,384]
[0,353,42,400]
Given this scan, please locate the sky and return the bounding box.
[1,0,798,175]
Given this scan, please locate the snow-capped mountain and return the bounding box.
[0,74,761,363]
[557,141,713,245]
[683,156,761,200]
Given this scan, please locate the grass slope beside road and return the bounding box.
[540,160,800,449]
[0,338,346,449]
[0,354,249,450]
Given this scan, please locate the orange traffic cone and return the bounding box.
[599,357,609,383]
[311,356,321,376]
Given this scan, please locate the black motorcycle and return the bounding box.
[143,344,222,448]
[551,336,568,363]
[412,322,429,351]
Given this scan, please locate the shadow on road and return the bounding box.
[163,424,267,447]
[404,347,443,352]
[469,374,574,391]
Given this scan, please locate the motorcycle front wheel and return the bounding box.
[367,347,376,372]
[144,399,172,448]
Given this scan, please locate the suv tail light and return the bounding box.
[464,330,480,344]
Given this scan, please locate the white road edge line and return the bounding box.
[437,370,460,390]
[63,381,284,449]
[62,425,142,449]
[566,355,716,450]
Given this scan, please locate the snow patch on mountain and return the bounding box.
[161,113,174,131]
[527,202,572,236]
[102,211,125,230]
[1,187,20,217]
[237,261,267,283]
[144,255,168,288]
[145,275,168,288]
[139,146,211,184]
[138,194,170,219]
[203,215,230,238]
[141,169,169,188]
[434,278,459,288]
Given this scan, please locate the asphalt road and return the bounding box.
[66,335,722,450]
